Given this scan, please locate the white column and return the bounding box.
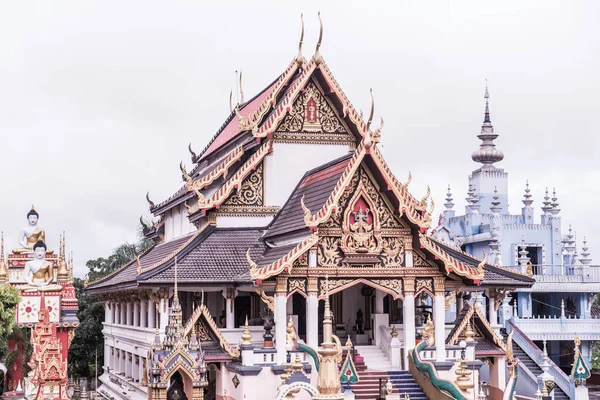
[434,293,446,362]
[375,290,385,314]
[115,303,120,324]
[306,293,319,349]
[105,303,112,324]
[488,293,498,326]
[126,302,133,326]
[140,300,147,328]
[275,293,287,363]
[104,344,110,371]
[403,292,415,369]
[405,250,414,267]
[138,357,144,383]
[159,298,169,336]
[133,302,140,327]
[222,289,236,329]
[148,299,156,329]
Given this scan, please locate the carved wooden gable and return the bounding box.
[277,80,353,144]
[222,162,264,207]
[317,167,410,268]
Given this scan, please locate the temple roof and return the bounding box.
[264,153,353,240]
[429,238,534,287]
[447,303,506,357]
[85,227,267,293]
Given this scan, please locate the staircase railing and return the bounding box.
[379,325,392,360]
[507,320,574,398]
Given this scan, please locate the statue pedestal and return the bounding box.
[575,386,589,400]
[355,333,369,345]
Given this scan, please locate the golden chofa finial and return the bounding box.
[297,14,305,64]
[314,11,323,65]
[31,204,35,211]
[229,89,233,113]
[367,88,374,129]
[241,315,252,345]
[239,70,245,104]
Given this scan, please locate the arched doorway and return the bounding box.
[167,371,188,400]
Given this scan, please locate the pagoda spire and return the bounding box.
[518,235,531,274]
[550,188,561,216]
[522,180,533,208]
[490,187,501,214]
[444,185,454,210]
[471,82,504,170]
[580,237,592,265]
[541,187,552,216]
[0,232,6,282]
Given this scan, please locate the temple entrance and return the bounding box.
[204,364,218,400]
[167,372,188,400]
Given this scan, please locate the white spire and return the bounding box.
[444,184,454,210]
[541,187,552,216]
[550,188,561,216]
[580,237,592,265]
[471,82,504,170]
[522,180,533,208]
[518,235,530,274]
[490,186,501,214]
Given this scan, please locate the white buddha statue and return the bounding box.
[13,205,52,254]
[20,241,62,292]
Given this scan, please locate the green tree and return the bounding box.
[0,285,21,362]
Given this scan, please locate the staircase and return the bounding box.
[501,331,569,400]
[343,347,427,400]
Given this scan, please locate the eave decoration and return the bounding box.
[571,333,591,386]
[419,235,485,282]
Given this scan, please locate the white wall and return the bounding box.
[264,142,349,207]
[163,204,196,241]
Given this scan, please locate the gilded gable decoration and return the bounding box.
[341,180,382,254]
[415,278,434,297]
[278,81,346,134]
[381,237,405,267]
[222,163,264,207]
[288,278,307,298]
[318,237,342,267]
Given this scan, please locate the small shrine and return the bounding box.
[0,206,79,399]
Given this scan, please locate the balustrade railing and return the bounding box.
[529,264,600,282]
[507,321,574,398]
[379,325,392,360]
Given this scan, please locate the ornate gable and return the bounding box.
[221,162,264,208]
[317,167,410,269]
[275,80,355,145]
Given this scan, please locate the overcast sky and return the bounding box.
[1,1,598,277]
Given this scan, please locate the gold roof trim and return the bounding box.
[183,303,240,358]
[447,304,506,352]
[190,140,271,212]
[419,234,485,281]
[185,145,244,192]
[250,233,319,281]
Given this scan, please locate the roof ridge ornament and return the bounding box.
[297,14,305,65]
[471,81,504,170]
[300,194,314,226]
[146,192,155,209]
[239,70,245,104]
[367,88,374,129]
[314,11,323,65]
[188,143,198,164]
[229,89,233,113]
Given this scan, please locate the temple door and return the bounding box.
[167,372,188,400]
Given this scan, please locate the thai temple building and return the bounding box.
[432,83,600,393]
[83,16,592,400]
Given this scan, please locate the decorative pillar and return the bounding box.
[105,303,112,324]
[221,288,237,329]
[275,276,288,364]
[499,297,512,327]
[159,297,169,336]
[138,357,144,384]
[148,299,156,329]
[126,302,132,326]
[133,301,140,327]
[115,303,121,324]
[140,299,147,328]
[403,278,416,368]
[433,278,446,362]
[104,345,110,372]
[306,277,319,350]
[374,290,385,314]
[487,291,498,326]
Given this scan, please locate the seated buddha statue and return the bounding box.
[13,206,53,254]
[19,241,62,292]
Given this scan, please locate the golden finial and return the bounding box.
[57,232,69,281]
[404,171,412,187]
[314,11,323,65]
[239,70,245,104]
[506,331,514,360]
[575,332,581,348]
[31,204,35,211]
[292,352,303,372]
[420,185,431,207]
[465,320,475,342]
[391,325,398,339]
[346,336,353,348]
[477,251,488,274]
[300,194,313,226]
[241,315,252,345]
[367,88,374,129]
[229,89,233,113]
[297,14,305,64]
